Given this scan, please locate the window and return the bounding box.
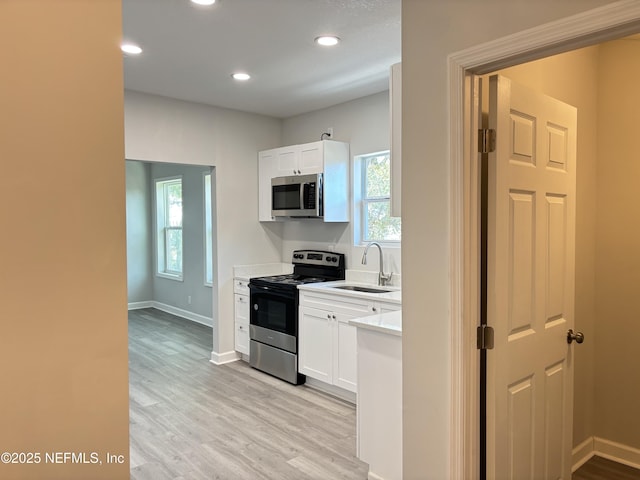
[156,177,183,279]
[357,152,401,243]
[204,172,213,286]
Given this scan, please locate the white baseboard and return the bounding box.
[594,436,640,470]
[128,301,154,310]
[572,437,594,472]
[573,436,640,472]
[210,350,240,365]
[305,377,356,404]
[128,301,213,328]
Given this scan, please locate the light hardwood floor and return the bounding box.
[129,308,368,480]
[573,456,640,480]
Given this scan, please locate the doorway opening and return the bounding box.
[450,4,640,478]
[125,160,215,327]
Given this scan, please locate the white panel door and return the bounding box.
[487,75,577,480]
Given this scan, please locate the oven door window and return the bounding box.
[250,286,297,336]
[272,184,300,211]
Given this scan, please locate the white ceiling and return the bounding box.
[122,0,401,119]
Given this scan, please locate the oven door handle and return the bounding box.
[249,284,296,301]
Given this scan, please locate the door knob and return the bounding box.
[567,329,584,344]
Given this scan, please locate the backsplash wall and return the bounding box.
[281,90,402,278]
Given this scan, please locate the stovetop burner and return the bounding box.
[262,275,330,285]
[250,250,345,290]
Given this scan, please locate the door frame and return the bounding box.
[448,2,640,478]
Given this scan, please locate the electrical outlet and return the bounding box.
[187,295,192,304]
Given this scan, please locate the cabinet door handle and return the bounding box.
[332,315,336,320]
[372,307,377,312]
[327,314,332,319]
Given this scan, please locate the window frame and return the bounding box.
[203,171,213,287]
[355,151,401,246]
[155,176,184,281]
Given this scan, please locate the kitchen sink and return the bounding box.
[333,285,394,293]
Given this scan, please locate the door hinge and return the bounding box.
[478,128,496,154]
[477,324,494,350]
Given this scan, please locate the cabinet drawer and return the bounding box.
[235,321,250,356]
[299,291,371,316]
[234,278,249,295]
[235,294,250,323]
[375,301,402,314]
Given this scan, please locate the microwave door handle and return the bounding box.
[300,183,305,211]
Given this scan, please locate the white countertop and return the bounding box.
[233,262,293,281]
[297,280,402,304]
[350,310,402,336]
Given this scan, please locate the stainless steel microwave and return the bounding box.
[271,173,323,218]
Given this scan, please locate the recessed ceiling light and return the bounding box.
[191,0,216,5]
[121,43,142,55]
[315,36,340,47]
[232,72,251,81]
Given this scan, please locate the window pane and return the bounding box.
[365,201,401,242]
[166,228,183,273]
[365,155,391,198]
[204,173,213,285]
[357,150,401,244]
[166,182,182,227]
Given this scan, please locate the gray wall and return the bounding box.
[124,90,283,357]
[124,90,399,354]
[151,163,213,319]
[126,161,153,303]
[281,91,401,276]
[125,161,213,320]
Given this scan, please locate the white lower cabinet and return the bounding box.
[299,306,357,392]
[333,312,358,391]
[234,279,250,357]
[298,290,400,393]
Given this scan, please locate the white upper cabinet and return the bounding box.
[274,142,324,176]
[258,150,281,222]
[258,139,350,222]
[390,62,401,217]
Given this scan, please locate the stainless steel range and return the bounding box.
[249,250,345,384]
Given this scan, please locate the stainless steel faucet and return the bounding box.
[361,242,393,286]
